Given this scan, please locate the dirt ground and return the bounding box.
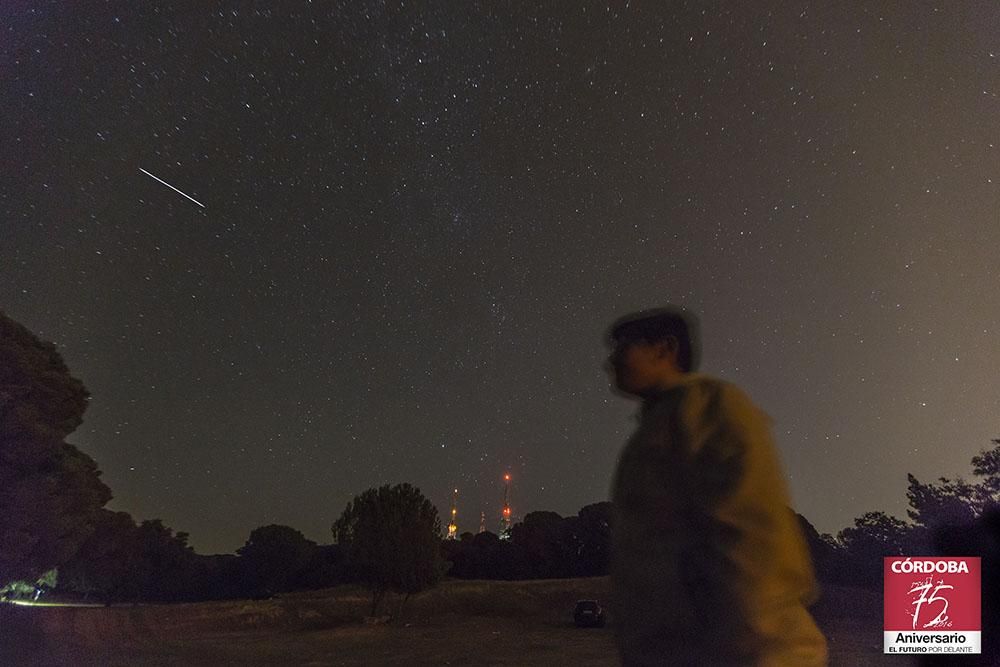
[2,578,912,666]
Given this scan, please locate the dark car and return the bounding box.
[573,599,605,628]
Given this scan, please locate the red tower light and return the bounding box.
[499,472,513,539]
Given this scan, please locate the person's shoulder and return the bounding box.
[678,374,741,399]
[672,374,725,418]
[678,375,763,420]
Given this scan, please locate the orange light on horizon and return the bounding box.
[504,473,511,481]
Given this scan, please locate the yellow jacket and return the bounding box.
[611,374,828,665]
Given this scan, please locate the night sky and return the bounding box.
[3,2,998,555]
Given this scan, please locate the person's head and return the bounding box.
[604,306,700,398]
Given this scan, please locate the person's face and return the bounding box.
[605,338,672,397]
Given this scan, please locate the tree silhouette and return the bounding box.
[971,439,1000,513]
[332,483,443,617]
[237,524,317,596]
[299,543,348,590]
[905,440,1000,542]
[906,474,978,530]
[59,510,142,604]
[795,513,846,584]
[443,530,509,579]
[835,511,913,587]
[132,519,197,601]
[59,510,197,603]
[510,511,576,579]
[0,312,111,585]
[575,501,613,576]
[838,511,911,553]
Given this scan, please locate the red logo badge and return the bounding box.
[884,557,981,655]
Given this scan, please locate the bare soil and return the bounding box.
[1,578,908,666]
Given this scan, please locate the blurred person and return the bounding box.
[918,507,1000,666]
[605,306,827,665]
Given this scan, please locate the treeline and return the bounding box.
[443,504,612,580]
[804,441,1000,589]
[2,310,998,608]
[442,438,1000,590]
[44,434,999,604]
[50,518,348,604]
[8,501,607,604]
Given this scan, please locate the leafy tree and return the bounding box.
[0,569,55,601]
[838,511,911,555]
[299,543,348,590]
[192,554,244,600]
[510,511,576,579]
[905,440,1000,541]
[575,502,613,576]
[332,483,444,617]
[906,474,978,530]
[911,442,1000,598]
[132,519,197,601]
[835,511,914,588]
[442,530,526,580]
[58,511,196,603]
[971,439,1000,513]
[58,510,142,604]
[0,312,112,585]
[795,513,846,584]
[0,579,36,601]
[237,524,317,596]
[36,567,58,591]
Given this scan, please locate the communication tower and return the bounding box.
[478,511,486,534]
[447,488,459,540]
[499,472,512,540]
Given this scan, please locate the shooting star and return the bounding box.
[139,167,205,208]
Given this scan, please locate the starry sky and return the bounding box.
[3,2,998,555]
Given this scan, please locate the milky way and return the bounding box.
[2,2,998,553]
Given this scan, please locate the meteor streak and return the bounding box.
[139,167,205,208]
